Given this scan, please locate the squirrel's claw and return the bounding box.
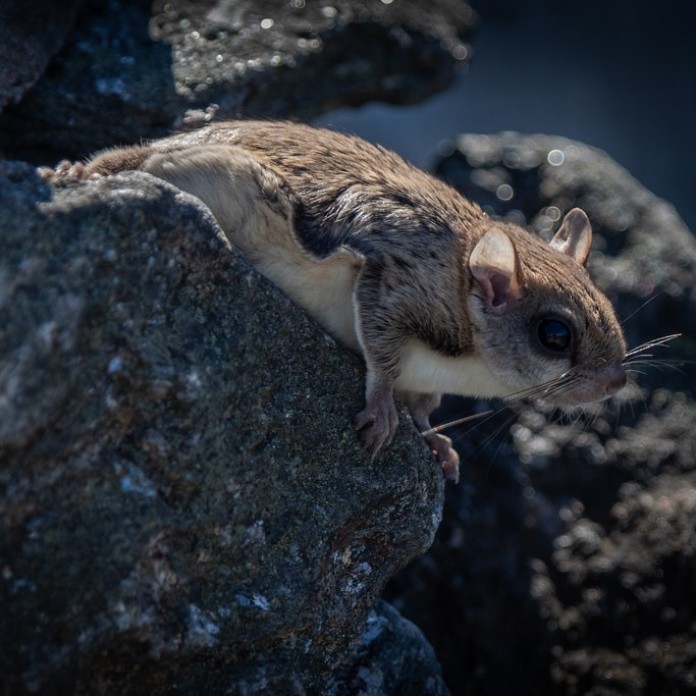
[353,397,399,457]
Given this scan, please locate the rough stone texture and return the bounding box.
[0,162,445,695]
[0,0,474,162]
[0,0,83,110]
[385,134,696,695]
[332,600,450,695]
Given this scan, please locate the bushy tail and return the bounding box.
[84,146,154,177]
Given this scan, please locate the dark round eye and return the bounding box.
[536,318,572,354]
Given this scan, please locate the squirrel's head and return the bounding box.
[467,208,627,406]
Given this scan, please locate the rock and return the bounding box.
[0,0,82,110]
[0,162,445,694]
[0,0,474,162]
[333,600,450,696]
[542,465,696,694]
[385,133,696,695]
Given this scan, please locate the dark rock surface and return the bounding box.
[333,600,450,695]
[0,0,83,111]
[0,162,445,694]
[386,134,696,695]
[0,0,474,163]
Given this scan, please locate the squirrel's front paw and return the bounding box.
[353,396,399,456]
[424,432,460,483]
[38,160,100,181]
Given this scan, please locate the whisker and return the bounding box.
[462,410,518,458]
[520,380,582,404]
[628,392,637,421]
[548,409,567,428]
[624,333,681,359]
[423,327,684,460]
[623,358,687,375]
[421,408,495,436]
[621,294,660,326]
[624,356,689,365]
[501,372,582,403]
[625,360,684,367]
[464,420,511,454]
[586,409,601,432]
[487,413,519,462]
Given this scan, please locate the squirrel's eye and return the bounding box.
[536,318,572,354]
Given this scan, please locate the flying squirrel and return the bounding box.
[43,120,628,482]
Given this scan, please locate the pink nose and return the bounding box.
[604,364,627,395]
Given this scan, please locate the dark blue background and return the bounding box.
[316,0,696,234]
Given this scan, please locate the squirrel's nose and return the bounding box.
[603,364,627,396]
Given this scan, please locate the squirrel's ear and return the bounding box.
[469,227,523,315]
[550,208,592,266]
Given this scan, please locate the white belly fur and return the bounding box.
[255,251,361,352]
[257,255,513,400]
[141,144,362,351]
[395,339,512,398]
[254,250,512,400]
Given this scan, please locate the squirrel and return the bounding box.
[42,120,628,482]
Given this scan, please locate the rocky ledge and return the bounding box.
[0,163,445,694]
